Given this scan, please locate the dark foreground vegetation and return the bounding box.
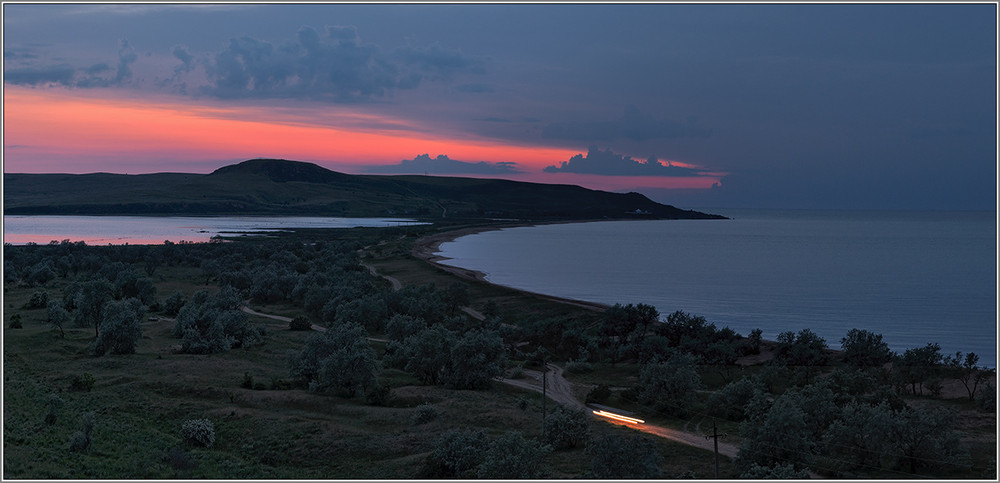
[3,228,995,478]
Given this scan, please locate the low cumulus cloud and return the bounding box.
[543,105,711,142]
[364,154,522,175]
[544,146,711,177]
[4,38,138,88]
[202,25,484,102]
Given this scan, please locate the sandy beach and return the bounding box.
[411,221,611,312]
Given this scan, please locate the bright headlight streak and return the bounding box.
[592,410,645,424]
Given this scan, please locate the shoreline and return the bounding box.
[412,219,613,312]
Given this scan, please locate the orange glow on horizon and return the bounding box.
[3,86,723,193]
[2,86,578,172]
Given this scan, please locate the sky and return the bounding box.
[3,3,997,210]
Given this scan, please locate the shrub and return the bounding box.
[163,291,187,317]
[412,403,441,425]
[25,290,49,309]
[182,418,216,448]
[565,360,593,374]
[44,394,64,426]
[70,372,96,392]
[241,372,254,389]
[69,412,95,453]
[289,316,312,331]
[92,297,145,356]
[8,313,22,329]
[365,384,391,406]
[542,405,590,449]
[974,382,995,412]
[586,384,612,404]
[477,431,551,479]
[432,428,489,477]
[586,433,663,479]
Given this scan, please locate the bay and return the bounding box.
[436,210,998,365]
[2,215,425,245]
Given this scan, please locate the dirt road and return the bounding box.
[500,363,740,458]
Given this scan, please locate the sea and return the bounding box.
[435,209,998,365]
[2,215,425,246]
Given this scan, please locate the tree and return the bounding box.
[476,431,551,479]
[586,432,663,479]
[944,352,995,402]
[289,323,376,397]
[841,328,893,368]
[707,376,765,421]
[47,300,70,338]
[736,391,815,473]
[384,313,426,341]
[163,291,187,317]
[73,278,113,337]
[543,405,590,449]
[402,326,455,385]
[92,298,145,356]
[773,328,829,367]
[883,406,970,474]
[896,343,943,395]
[637,352,702,416]
[173,287,261,354]
[443,329,506,390]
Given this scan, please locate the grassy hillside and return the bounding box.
[4,159,725,220]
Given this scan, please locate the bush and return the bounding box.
[365,384,391,406]
[92,297,145,356]
[586,384,612,404]
[543,405,590,449]
[974,382,995,412]
[70,372,96,392]
[182,418,216,448]
[45,394,64,426]
[565,360,593,374]
[586,433,663,478]
[241,372,254,389]
[412,403,441,425]
[289,316,312,331]
[69,412,95,453]
[477,431,551,479]
[163,291,187,317]
[25,290,49,309]
[8,313,22,329]
[432,428,489,477]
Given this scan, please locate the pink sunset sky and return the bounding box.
[3,4,994,210]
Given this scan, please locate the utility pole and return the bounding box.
[541,361,548,425]
[704,419,727,478]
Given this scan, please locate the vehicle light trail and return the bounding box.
[592,410,644,424]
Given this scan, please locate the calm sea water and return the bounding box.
[436,210,998,365]
[2,215,425,245]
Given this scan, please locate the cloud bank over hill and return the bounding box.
[545,146,714,177]
[363,154,523,175]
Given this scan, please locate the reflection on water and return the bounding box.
[3,215,426,245]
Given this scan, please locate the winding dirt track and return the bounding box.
[501,363,740,458]
[245,262,747,463]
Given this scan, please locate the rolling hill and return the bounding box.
[3,159,725,220]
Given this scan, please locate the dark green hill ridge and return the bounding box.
[4,159,725,220]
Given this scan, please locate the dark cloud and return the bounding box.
[544,146,712,177]
[3,64,76,85]
[199,25,483,102]
[363,154,522,175]
[543,105,711,142]
[4,38,137,88]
